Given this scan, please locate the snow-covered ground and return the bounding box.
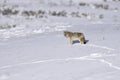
[0,0,120,80]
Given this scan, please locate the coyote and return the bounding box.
[64,31,85,44]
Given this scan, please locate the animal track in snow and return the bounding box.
[0,53,119,71]
[87,44,115,51]
[0,44,119,71]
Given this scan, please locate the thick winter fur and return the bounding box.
[64,31,85,44]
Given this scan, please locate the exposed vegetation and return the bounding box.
[0,24,16,29]
[0,8,19,15]
[0,7,105,20]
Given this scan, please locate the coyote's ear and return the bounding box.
[64,31,69,33]
[63,31,65,34]
[64,31,67,32]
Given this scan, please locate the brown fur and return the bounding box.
[64,31,85,44]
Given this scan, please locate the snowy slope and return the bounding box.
[0,0,120,80]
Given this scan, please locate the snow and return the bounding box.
[0,0,120,80]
